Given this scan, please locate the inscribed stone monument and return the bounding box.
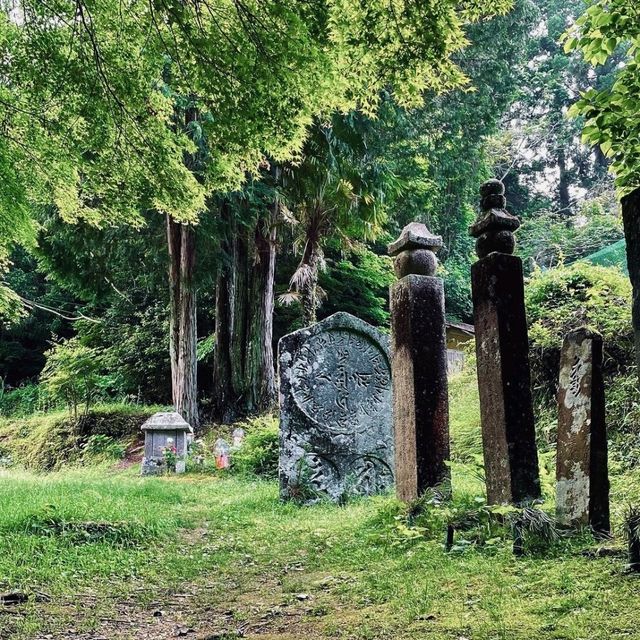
[279,312,394,502]
[556,328,610,534]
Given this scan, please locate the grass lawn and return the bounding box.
[2,377,640,639]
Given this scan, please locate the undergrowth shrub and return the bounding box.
[40,338,114,418]
[0,382,58,417]
[448,351,482,463]
[82,434,127,461]
[231,415,279,478]
[606,372,640,469]
[387,488,570,556]
[526,262,633,432]
[0,405,157,470]
[526,262,632,368]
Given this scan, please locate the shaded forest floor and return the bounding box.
[2,374,640,640]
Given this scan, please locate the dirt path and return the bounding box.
[2,525,401,639]
[8,576,370,640]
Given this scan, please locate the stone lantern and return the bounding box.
[141,411,193,475]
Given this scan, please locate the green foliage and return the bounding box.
[604,371,640,469]
[317,247,394,328]
[231,416,280,478]
[382,0,536,320]
[526,262,632,349]
[0,383,53,418]
[526,262,633,408]
[565,0,640,193]
[0,0,511,318]
[518,193,624,271]
[0,404,157,471]
[81,434,126,461]
[280,113,402,322]
[196,335,216,363]
[96,302,171,404]
[448,363,483,465]
[40,339,109,418]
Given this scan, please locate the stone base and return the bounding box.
[390,274,450,502]
[141,457,186,476]
[141,457,165,476]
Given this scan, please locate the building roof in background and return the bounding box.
[446,321,475,336]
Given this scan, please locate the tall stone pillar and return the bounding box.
[470,180,541,505]
[622,187,640,381]
[389,222,450,502]
[556,328,610,534]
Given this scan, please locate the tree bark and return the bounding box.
[558,147,571,215]
[622,187,640,382]
[299,247,320,326]
[212,199,278,422]
[167,214,199,428]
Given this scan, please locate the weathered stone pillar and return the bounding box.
[622,187,640,381]
[470,180,541,505]
[556,328,610,534]
[389,222,450,502]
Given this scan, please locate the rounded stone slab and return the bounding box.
[278,312,394,503]
[290,327,390,433]
[388,222,443,257]
[141,411,193,432]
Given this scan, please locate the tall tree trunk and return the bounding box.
[299,248,320,326]
[167,214,199,428]
[558,147,571,215]
[212,199,278,422]
[622,187,640,382]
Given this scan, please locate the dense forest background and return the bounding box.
[0,0,634,426]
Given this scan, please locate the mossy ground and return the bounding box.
[1,378,640,639]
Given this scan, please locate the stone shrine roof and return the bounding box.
[141,411,193,432]
[387,222,443,256]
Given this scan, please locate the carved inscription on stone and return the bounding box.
[279,313,394,503]
[291,329,390,434]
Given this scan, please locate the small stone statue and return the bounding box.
[214,438,231,469]
[469,179,520,258]
[232,428,245,448]
[387,222,443,278]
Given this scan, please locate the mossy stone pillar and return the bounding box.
[389,222,450,502]
[556,328,610,534]
[470,180,541,505]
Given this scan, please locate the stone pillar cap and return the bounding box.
[469,209,520,237]
[141,411,194,432]
[469,179,521,239]
[388,222,443,256]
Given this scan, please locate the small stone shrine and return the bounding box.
[279,312,394,502]
[388,222,450,502]
[470,179,541,505]
[141,411,193,475]
[556,328,610,534]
